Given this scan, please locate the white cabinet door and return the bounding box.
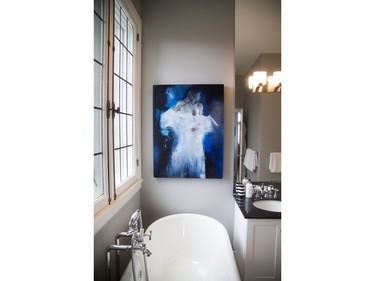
[245,219,281,281]
[233,203,281,281]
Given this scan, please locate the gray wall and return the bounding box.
[131,0,141,17]
[140,0,236,239]
[235,75,246,108]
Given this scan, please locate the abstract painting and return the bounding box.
[153,84,224,178]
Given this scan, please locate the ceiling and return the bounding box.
[235,0,281,76]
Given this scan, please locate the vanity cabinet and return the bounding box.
[233,203,281,281]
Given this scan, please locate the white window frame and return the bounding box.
[94,0,142,218]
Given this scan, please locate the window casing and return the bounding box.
[94,0,142,215]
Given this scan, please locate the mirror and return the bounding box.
[234,0,281,184]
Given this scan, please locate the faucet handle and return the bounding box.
[116,228,136,240]
[273,189,279,199]
[255,190,260,199]
[144,230,152,241]
[141,243,152,257]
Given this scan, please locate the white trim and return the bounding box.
[94,179,143,235]
[94,0,110,215]
[113,0,143,198]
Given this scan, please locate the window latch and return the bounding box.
[106,101,120,119]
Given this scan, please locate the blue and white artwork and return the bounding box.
[153,84,224,178]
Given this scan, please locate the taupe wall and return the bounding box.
[140,0,236,239]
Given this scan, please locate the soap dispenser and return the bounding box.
[245,181,253,198]
[242,177,249,185]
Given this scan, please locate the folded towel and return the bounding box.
[269,152,281,173]
[243,148,257,172]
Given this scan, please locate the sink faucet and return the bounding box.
[253,184,280,199]
[255,189,261,199]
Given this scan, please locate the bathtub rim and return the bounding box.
[145,213,227,232]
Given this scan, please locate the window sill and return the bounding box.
[94,178,143,235]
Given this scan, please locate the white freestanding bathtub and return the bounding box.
[120,213,241,281]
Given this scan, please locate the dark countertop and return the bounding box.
[233,181,281,219]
